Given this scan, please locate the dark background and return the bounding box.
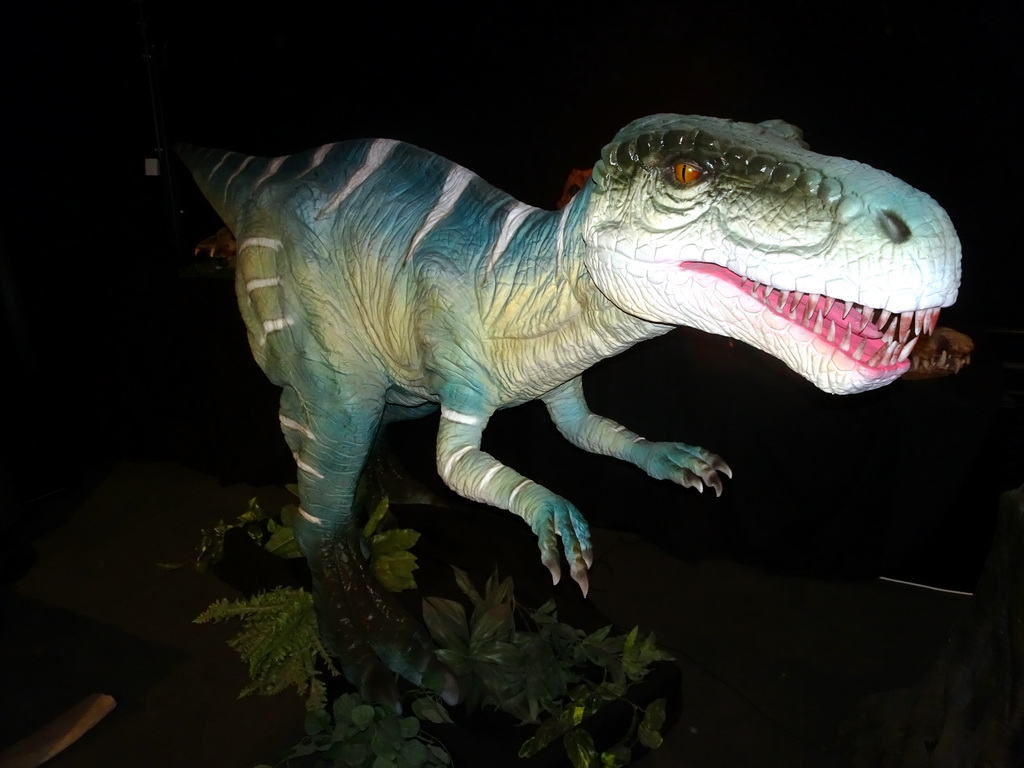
[1,2,1020,589]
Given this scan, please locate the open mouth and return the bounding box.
[683,262,942,371]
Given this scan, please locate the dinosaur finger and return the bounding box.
[711,456,734,478]
[569,556,590,597]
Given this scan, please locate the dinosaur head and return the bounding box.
[581,114,961,395]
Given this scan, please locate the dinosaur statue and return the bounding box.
[176,114,961,704]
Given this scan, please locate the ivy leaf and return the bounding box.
[350,703,376,731]
[264,523,302,558]
[412,697,453,724]
[304,708,330,737]
[600,744,632,767]
[563,727,598,768]
[637,698,667,750]
[641,697,667,732]
[422,597,469,650]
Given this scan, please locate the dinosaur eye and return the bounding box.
[674,162,703,184]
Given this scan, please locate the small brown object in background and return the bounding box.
[903,327,974,380]
[194,226,237,266]
[0,693,117,768]
[555,168,592,209]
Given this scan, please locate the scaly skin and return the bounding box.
[176,114,961,703]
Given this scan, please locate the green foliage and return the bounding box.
[262,692,452,768]
[422,567,674,766]
[362,496,420,593]
[194,586,337,712]
[189,494,673,767]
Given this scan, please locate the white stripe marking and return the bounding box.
[485,202,534,275]
[440,407,480,426]
[279,415,316,440]
[316,138,399,220]
[555,203,571,272]
[294,453,325,479]
[207,151,234,181]
[404,165,475,263]
[478,463,502,491]
[509,479,531,506]
[299,142,337,177]
[238,237,283,253]
[223,156,254,201]
[246,276,281,293]
[253,156,286,190]
[298,506,325,525]
[263,317,293,333]
[442,445,474,478]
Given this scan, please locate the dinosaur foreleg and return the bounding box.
[279,384,452,706]
[435,406,593,593]
[542,376,733,496]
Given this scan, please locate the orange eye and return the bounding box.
[674,162,703,184]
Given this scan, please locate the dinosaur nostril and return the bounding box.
[878,209,912,244]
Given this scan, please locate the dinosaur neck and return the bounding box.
[480,190,670,398]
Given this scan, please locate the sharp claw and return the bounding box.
[570,561,590,598]
[582,547,594,569]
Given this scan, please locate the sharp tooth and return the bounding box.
[926,308,940,334]
[813,310,824,335]
[854,337,868,361]
[914,309,925,337]
[777,289,789,312]
[827,320,836,343]
[805,293,820,323]
[897,335,920,363]
[841,300,854,320]
[823,297,836,316]
[939,350,948,368]
[788,291,804,319]
[882,319,897,344]
[898,313,912,342]
[876,309,891,330]
[855,309,872,334]
[840,322,853,352]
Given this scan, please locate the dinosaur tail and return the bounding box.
[175,142,260,230]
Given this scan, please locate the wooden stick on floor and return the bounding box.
[0,693,117,768]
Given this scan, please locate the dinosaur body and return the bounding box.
[177,114,961,702]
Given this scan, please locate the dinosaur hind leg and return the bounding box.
[279,384,451,706]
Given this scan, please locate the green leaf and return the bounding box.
[362,496,391,538]
[637,723,664,749]
[600,744,632,767]
[421,597,469,649]
[399,715,420,739]
[564,727,598,768]
[641,697,667,732]
[371,528,420,555]
[469,603,514,650]
[427,744,452,765]
[351,703,377,730]
[400,739,430,767]
[374,550,420,592]
[304,707,330,736]
[264,524,302,558]
[411,697,453,724]
[452,566,483,607]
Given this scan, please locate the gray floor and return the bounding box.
[3,460,968,767]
